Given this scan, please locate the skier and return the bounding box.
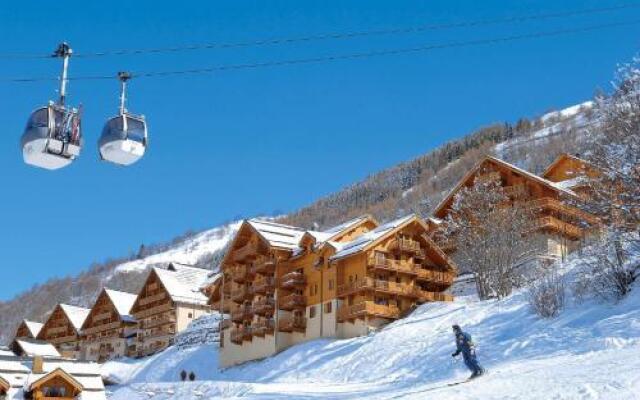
[451,324,485,379]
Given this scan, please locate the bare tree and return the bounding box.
[528,269,566,318]
[444,170,544,299]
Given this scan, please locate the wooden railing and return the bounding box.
[141,313,176,329]
[367,256,418,275]
[414,290,454,302]
[252,319,275,336]
[336,277,416,297]
[231,286,253,302]
[415,269,455,285]
[138,291,167,306]
[233,242,259,262]
[254,255,276,274]
[337,301,400,322]
[434,237,456,252]
[528,197,599,225]
[278,316,306,332]
[133,302,173,319]
[504,183,527,198]
[231,306,252,322]
[534,216,583,238]
[390,237,421,253]
[230,327,247,344]
[253,297,275,315]
[253,276,276,294]
[279,294,306,310]
[280,271,306,288]
[232,264,255,283]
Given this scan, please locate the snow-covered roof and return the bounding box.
[58,304,91,332]
[322,215,372,236]
[247,219,306,250]
[12,339,60,358]
[153,263,210,306]
[104,289,137,319]
[0,346,14,357]
[331,215,415,260]
[21,321,43,338]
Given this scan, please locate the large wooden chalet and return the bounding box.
[428,153,600,261]
[130,263,211,357]
[80,288,138,362]
[210,214,457,367]
[36,304,90,359]
[13,320,43,341]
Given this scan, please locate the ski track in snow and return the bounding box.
[105,251,640,400]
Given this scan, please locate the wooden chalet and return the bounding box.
[429,154,600,260]
[215,214,456,367]
[36,305,90,359]
[130,263,211,357]
[0,354,106,400]
[13,320,43,341]
[80,289,138,362]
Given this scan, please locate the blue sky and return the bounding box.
[0,0,638,300]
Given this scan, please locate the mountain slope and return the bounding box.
[103,251,640,399]
[0,100,594,343]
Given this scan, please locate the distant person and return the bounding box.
[451,324,485,379]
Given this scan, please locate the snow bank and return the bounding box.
[105,251,640,399]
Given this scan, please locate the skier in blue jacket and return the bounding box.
[451,324,485,379]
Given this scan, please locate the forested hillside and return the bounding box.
[0,100,593,344]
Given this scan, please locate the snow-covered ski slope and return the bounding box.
[104,256,640,399]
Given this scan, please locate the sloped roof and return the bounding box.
[542,153,590,181]
[247,219,306,250]
[104,289,137,318]
[58,304,91,332]
[433,155,576,218]
[12,339,60,358]
[22,321,43,338]
[153,263,210,306]
[331,215,415,260]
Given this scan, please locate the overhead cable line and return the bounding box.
[3,19,640,83]
[1,3,639,60]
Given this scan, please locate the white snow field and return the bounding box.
[104,263,640,399]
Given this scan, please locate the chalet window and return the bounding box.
[309,306,317,318]
[324,302,332,313]
[188,313,193,319]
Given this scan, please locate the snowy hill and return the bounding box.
[103,253,640,400]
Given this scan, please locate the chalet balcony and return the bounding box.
[414,289,454,303]
[389,237,421,254]
[279,271,306,289]
[138,291,167,306]
[253,276,276,295]
[528,197,599,225]
[211,295,232,313]
[504,183,527,198]
[233,242,259,262]
[278,316,306,333]
[534,216,583,239]
[337,277,416,298]
[232,265,255,283]
[220,319,232,330]
[279,294,306,311]
[367,256,417,275]
[415,268,455,286]
[253,297,275,316]
[254,256,276,274]
[230,327,248,344]
[141,314,176,329]
[337,301,400,322]
[252,319,275,337]
[231,286,253,303]
[231,306,253,323]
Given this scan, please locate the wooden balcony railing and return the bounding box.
[367,256,418,275]
[141,314,176,329]
[252,319,275,337]
[230,328,246,344]
[280,271,306,289]
[434,237,456,252]
[278,316,306,333]
[231,306,253,323]
[253,297,275,315]
[336,277,416,297]
[279,294,306,310]
[504,183,527,198]
[231,286,253,303]
[528,197,599,225]
[337,301,400,322]
[414,289,454,303]
[138,291,167,306]
[253,276,276,294]
[233,242,259,262]
[232,264,255,283]
[390,237,421,254]
[534,216,583,239]
[254,256,276,274]
[415,269,455,286]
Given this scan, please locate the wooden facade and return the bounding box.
[80,289,138,362]
[28,368,83,400]
[213,215,457,367]
[429,154,600,261]
[129,264,211,357]
[36,305,89,359]
[13,320,43,340]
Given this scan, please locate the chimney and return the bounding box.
[32,356,43,374]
